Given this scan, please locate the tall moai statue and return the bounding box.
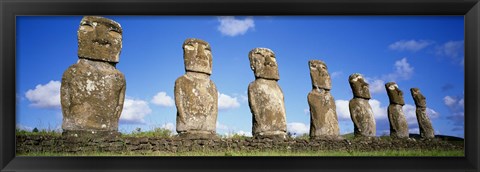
[174,38,218,139]
[248,48,287,139]
[348,73,376,137]
[307,60,340,139]
[61,16,126,137]
[410,88,435,139]
[385,82,409,138]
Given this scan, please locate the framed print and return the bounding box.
[1,0,479,171]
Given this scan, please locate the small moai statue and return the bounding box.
[385,82,409,138]
[307,60,340,140]
[410,88,435,139]
[348,73,376,137]
[248,48,287,139]
[61,16,126,137]
[174,38,218,139]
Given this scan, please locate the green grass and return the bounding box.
[16,128,62,137]
[18,149,464,156]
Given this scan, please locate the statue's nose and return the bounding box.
[196,48,208,59]
[94,25,109,40]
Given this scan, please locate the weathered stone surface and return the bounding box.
[248,48,280,80]
[308,90,339,138]
[410,88,426,108]
[308,60,331,90]
[348,73,375,137]
[248,48,286,139]
[387,104,409,138]
[61,16,126,137]
[175,38,218,139]
[348,73,371,99]
[183,38,212,75]
[77,16,123,63]
[349,98,376,137]
[385,82,408,138]
[385,82,405,105]
[410,88,434,139]
[416,108,435,139]
[307,60,339,139]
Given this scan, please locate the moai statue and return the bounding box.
[348,73,376,137]
[61,16,126,137]
[385,82,409,138]
[410,88,435,139]
[174,38,218,139]
[248,48,287,139]
[307,60,340,139]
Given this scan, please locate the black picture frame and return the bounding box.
[1,0,478,171]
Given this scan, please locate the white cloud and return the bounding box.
[233,92,248,103]
[458,98,464,107]
[223,130,253,137]
[426,108,440,119]
[369,99,388,120]
[120,98,152,124]
[365,58,414,94]
[392,58,414,80]
[287,122,309,136]
[218,92,240,110]
[235,130,253,137]
[368,79,386,94]
[389,40,433,52]
[151,91,174,107]
[384,57,414,81]
[443,94,465,129]
[436,40,464,62]
[443,95,464,110]
[435,40,464,66]
[409,128,420,134]
[161,122,175,132]
[403,104,420,126]
[217,16,255,37]
[335,100,351,121]
[443,96,457,107]
[25,80,61,109]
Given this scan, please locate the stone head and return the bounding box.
[410,88,427,108]
[385,82,405,105]
[308,60,331,90]
[248,48,279,80]
[183,38,212,75]
[348,73,371,99]
[77,16,123,63]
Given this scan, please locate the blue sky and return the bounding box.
[16,16,465,138]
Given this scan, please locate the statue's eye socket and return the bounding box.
[108,29,122,38]
[79,23,94,31]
